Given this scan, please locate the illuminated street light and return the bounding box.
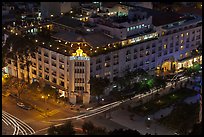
[148,117,151,120]
[35,40,38,42]
[50,45,52,47]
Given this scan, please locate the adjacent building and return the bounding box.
[5,2,202,104]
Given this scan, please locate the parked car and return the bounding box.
[17,102,32,110]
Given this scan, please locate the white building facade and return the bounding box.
[7,47,90,105]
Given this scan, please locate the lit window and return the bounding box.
[139,25,141,29]
[142,24,145,27]
[186,32,189,36]
[180,46,184,50]
[162,31,165,35]
[180,40,183,44]
[180,54,183,59]
[181,33,184,37]
[133,26,135,29]
[136,26,138,29]
[185,52,188,57]
[127,28,129,31]
[163,44,167,49]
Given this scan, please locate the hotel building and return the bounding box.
[5,3,202,104]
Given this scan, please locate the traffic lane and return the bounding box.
[2,95,53,131]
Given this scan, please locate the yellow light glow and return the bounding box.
[3,27,6,30]
[186,32,189,35]
[97,47,99,49]
[72,47,87,57]
[57,47,59,50]
[41,96,44,99]
[64,50,67,52]
[15,33,18,35]
[180,46,184,49]
[163,44,167,49]
[35,40,38,42]
[50,45,52,47]
[61,13,63,15]
[104,48,107,50]
[181,33,184,37]
[50,14,53,17]
[42,42,45,44]
[181,40,183,44]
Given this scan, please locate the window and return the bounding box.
[74,69,84,73]
[105,62,110,67]
[96,58,101,64]
[51,55,56,60]
[126,56,131,62]
[113,54,118,58]
[180,40,184,44]
[39,72,42,77]
[134,54,137,59]
[180,46,184,50]
[45,75,49,80]
[105,56,110,61]
[96,65,101,70]
[32,69,36,75]
[44,59,49,64]
[75,78,84,83]
[186,32,189,36]
[133,63,137,68]
[75,62,85,66]
[126,50,131,55]
[52,62,56,67]
[59,64,64,69]
[75,86,84,91]
[60,81,64,86]
[127,28,130,31]
[8,60,11,64]
[52,78,56,83]
[44,52,49,57]
[45,67,49,73]
[180,54,183,59]
[181,33,184,37]
[163,44,167,49]
[52,71,56,76]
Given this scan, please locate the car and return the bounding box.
[17,102,32,110]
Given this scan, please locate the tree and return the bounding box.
[4,34,38,83]
[60,121,75,135]
[47,121,75,135]
[12,80,28,99]
[90,77,110,103]
[42,84,58,100]
[82,121,107,135]
[47,125,58,135]
[108,129,141,135]
[82,121,95,134]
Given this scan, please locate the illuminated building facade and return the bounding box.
[7,47,90,105]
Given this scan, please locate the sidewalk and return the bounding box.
[109,109,176,135]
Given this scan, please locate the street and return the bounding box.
[2,75,192,135]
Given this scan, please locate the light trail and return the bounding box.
[2,110,35,135]
[35,76,190,134]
